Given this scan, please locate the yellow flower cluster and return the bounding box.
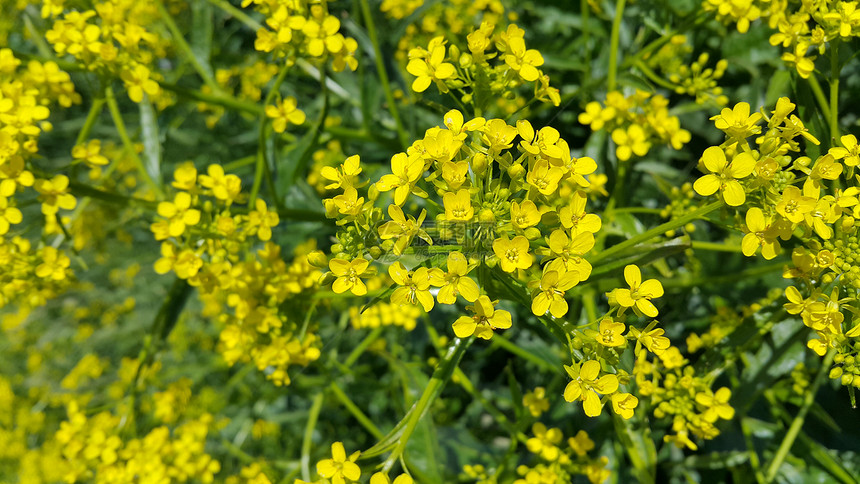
[703,0,860,78]
[44,0,171,104]
[151,164,322,386]
[406,22,560,115]
[321,108,600,342]
[644,35,729,106]
[249,0,358,72]
[579,90,692,161]
[350,300,421,330]
[54,401,221,483]
[506,425,608,484]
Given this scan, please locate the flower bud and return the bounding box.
[307,250,327,268]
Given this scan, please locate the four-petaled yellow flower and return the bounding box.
[611,393,639,419]
[452,295,512,339]
[510,200,541,230]
[389,262,436,312]
[692,146,755,206]
[530,269,580,318]
[378,205,431,255]
[830,134,860,167]
[710,101,762,142]
[614,264,664,317]
[741,207,780,260]
[612,124,650,161]
[330,257,370,296]
[695,387,735,423]
[588,318,626,348]
[563,360,619,417]
[376,153,425,206]
[525,423,562,461]
[493,235,533,273]
[155,192,201,239]
[443,188,473,221]
[266,96,306,133]
[316,442,360,484]
[436,252,480,304]
[407,38,455,93]
[504,36,544,82]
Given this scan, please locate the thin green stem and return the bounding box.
[690,240,744,253]
[301,392,325,482]
[344,327,384,367]
[635,60,678,90]
[105,85,163,197]
[23,13,53,59]
[591,200,724,265]
[582,0,591,82]
[806,74,832,122]
[358,0,409,148]
[607,0,626,92]
[491,335,561,374]
[156,0,221,94]
[764,350,836,483]
[75,96,106,146]
[829,40,840,146]
[610,207,663,215]
[740,417,767,484]
[328,382,384,439]
[206,0,263,30]
[159,82,264,115]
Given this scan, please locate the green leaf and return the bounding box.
[191,1,214,79]
[139,98,161,184]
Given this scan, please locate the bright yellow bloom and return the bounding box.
[558,191,601,235]
[568,430,595,456]
[34,175,76,215]
[830,134,860,167]
[331,187,364,217]
[504,36,544,82]
[452,295,512,339]
[589,318,626,347]
[378,205,431,255]
[330,257,370,296]
[692,146,755,206]
[696,387,735,422]
[530,269,580,317]
[155,192,201,238]
[544,229,594,278]
[316,442,360,484]
[370,472,413,484]
[248,198,279,241]
[389,262,436,312]
[443,188,473,221]
[522,387,550,417]
[525,423,562,461]
[611,393,639,419]
[407,38,455,93]
[35,246,70,280]
[436,252,480,304]
[376,153,425,206]
[612,124,650,161]
[710,101,762,141]
[741,207,780,259]
[71,139,109,166]
[510,200,541,229]
[493,235,533,272]
[266,96,306,133]
[199,164,241,202]
[0,197,23,235]
[321,155,362,190]
[614,265,664,317]
[518,121,564,159]
[563,360,619,417]
[440,160,469,189]
[120,64,159,103]
[775,185,816,223]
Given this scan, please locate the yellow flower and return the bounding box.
[443,188,473,221]
[775,185,816,223]
[331,187,364,217]
[544,229,594,278]
[370,472,413,484]
[330,257,370,296]
[695,387,735,422]
[452,295,512,339]
[522,387,549,417]
[493,235,533,273]
[504,35,544,82]
[376,153,425,206]
[568,430,595,456]
[0,196,23,235]
[526,159,564,196]
[34,175,76,215]
[741,207,780,259]
[266,96,306,133]
[247,198,279,241]
[35,246,70,280]
[589,318,626,347]
[199,164,241,202]
[692,146,755,206]
[436,252,480,304]
[518,121,564,159]
[614,265,664,317]
[710,101,762,141]
[71,139,109,166]
[321,155,362,190]
[830,134,860,167]
[389,262,436,312]
[156,192,201,238]
[578,101,615,131]
[563,360,619,417]
[610,393,639,419]
[406,38,455,93]
[440,160,469,189]
[525,423,562,461]
[510,200,541,230]
[316,442,360,484]
[558,191,601,235]
[611,124,650,161]
[378,205,431,255]
[120,64,159,103]
[530,269,580,317]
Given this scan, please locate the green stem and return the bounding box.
[610,207,664,215]
[740,417,767,484]
[250,61,291,206]
[607,0,626,92]
[358,0,409,149]
[829,39,840,146]
[206,0,263,30]
[491,335,561,374]
[328,382,384,439]
[75,96,106,146]
[104,85,163,197]
[635,60,678,90]
[764,350,836,483]
[582,0,591,82]
[591,200,723,264]
[344,327,384,367]
[23,13,53,59]
[159,82,264,115]
[156,0,221,94]
[690,240,744,253]
[301,392,325,482]
[806,74,832,123]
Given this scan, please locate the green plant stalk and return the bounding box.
[206,0,262,30]
[591,200,723,264]
[829,39,840,146]
[491,334,561,374]
[358,0,409,149]
[607,0,626,92]
[250,61,291,206]
[581,0,591,82]
[764,349,836,482]
[740,417,767,484]
[328,382,384,439]
[634,60,678,90]
[301,392,325,482]
[75,96,106,146]
[156,0,221,94]
[159,82,264,115]
[806,74,832,123]
[23,12,53,59]
[690,240,744,253]
[344,327,384,367]
[104,85,163,197]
